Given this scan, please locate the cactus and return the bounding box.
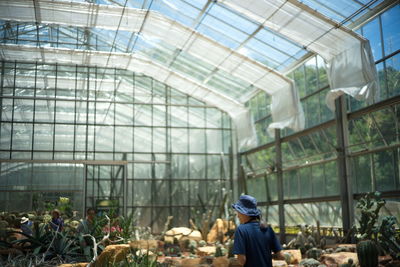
[356,240,379,267]
[227,239,234,258]
[378,216,400,260]
[198,240,207,247]
[306,248,322,260]
[299,258,321,267]
[215,246,223,257]
[355,191,385,240]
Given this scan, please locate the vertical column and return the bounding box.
[123,160,128,216]
[0,62,5,155]
[275,129,285,244]
[335,96,353,238]
[83,164,88,217]
[237,155,246,195]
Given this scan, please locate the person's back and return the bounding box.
[233,221,280,267]
[232,195,283,267]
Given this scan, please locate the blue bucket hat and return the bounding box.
[232,195,261,217]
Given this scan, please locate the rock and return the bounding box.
[336,244,356,252]
[320,252,358,266]
[7,228,25,243]
[200,256,215,265]
[228,257,242,267]
[299,258,321,267]
[197,246,216,256]
[58,264,89,267]
[273,260,288,267]
[93,244,130,266]
[181,257,202,266]
[379,255,392,265]
[283,249,302,264]
[213,256,229,267]
[207,219,236,243]
[130,240,158,250]
[162,257,184,266]
[165,227,202,243]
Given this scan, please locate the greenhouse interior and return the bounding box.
[0,0,399,266]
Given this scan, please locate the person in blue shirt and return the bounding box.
[49,209,64,232]
[20,217,33,236]
[232,195,284,267]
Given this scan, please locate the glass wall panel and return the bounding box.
[0,162,84,213]
[385,53,400,98]
[284,202,342,227]
[247,177,267,202]
[260,205,279,226]
[381,5,400,57]
[0,62,232,233]
[362,17,382,61]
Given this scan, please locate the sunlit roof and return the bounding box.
[0,0,385,139]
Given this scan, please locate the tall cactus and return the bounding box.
[356,240,379,267]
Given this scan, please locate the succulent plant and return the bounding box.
[356,240,379,267]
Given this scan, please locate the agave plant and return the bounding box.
[44,231,83,262]
[10,222,52,254]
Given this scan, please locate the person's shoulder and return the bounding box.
[237,222,253,231]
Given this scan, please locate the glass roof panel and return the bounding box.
[299,0,385,25]
[255,28,305,57]
[196,18,243,50]
[208,4,259,35]
[206,70,252,99]
[150,0,203,27]
[244,39,289,69]
[171,53,214,81]
[135,35,176,64]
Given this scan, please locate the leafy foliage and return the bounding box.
[354,191,385,240]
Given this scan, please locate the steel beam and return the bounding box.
[334,96,353,239]
[275,129,285,243]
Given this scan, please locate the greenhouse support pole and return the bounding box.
[123,164,127,216]
[335,96,353,239]
[83,164,88,218]
[275,129,286,244]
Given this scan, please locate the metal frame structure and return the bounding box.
[0,60,234,231]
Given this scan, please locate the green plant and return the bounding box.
[10,222,52,253]
[299,258,321,267]
[118,213,135,241]
[305,248,322,260]
[45,231,82,262]
[378,216,400,260]
[215,246,223,257]
[354,191,385,240]
[57,197,73,218]
[356,240,379,267]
